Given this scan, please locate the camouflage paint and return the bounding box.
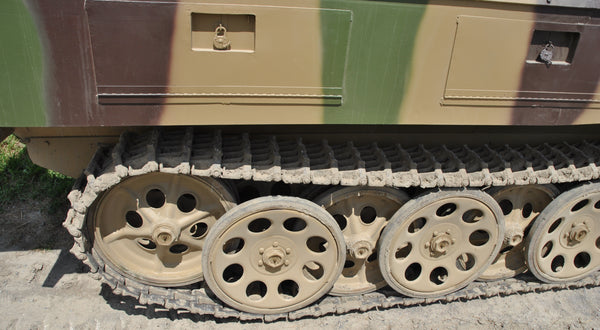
[321,0,426,124]
[1,0,600,129]
[0,0,45,126]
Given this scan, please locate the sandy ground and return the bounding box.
[0,201,599,329]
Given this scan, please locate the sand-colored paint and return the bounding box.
[161,0,334,125]
[400,1,536,125]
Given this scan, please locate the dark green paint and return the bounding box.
[0,0,46,126]
[321,0,426,124]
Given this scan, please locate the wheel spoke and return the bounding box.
[137,207,160,226]
[177,210,212,229]
[103,226,151,244]
[178,235,205,251]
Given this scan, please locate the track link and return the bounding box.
[63,128,600,321]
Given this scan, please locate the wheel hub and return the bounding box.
[152,225,179,246]
[426,231,455,257]
[348,239,373,259]
[259,242,290,269]
[504,223,524,246]
[567,222,589,245]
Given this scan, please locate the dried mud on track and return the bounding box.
[0,200,599,329]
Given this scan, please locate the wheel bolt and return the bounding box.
[286,248,291,254]
[273,242,279,247]
[258,260,264,266]
[284,260,290,266]
[259,248,265,254]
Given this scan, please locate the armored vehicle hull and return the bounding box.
[1,0,599,318]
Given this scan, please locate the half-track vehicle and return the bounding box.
[1,0,599,319]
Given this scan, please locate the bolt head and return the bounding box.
[259,248,265,254]
[258,260,263,266]
[284,260,290,266]
[273,242,279,247]
[286,248,291,254]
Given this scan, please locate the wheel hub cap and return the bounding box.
[153,225,179,246]
[348,240,373,259]
[260,242,290,269]
[567,222,589,245]
[426,231,455,257]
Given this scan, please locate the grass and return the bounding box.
[0,135,74,214]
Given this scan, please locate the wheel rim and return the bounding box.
[314,187,409,295]
[380,190,503,297]
[526,183,600,282]
[90,172,236,286]
[202,196,345,314]
[479,185,558,280]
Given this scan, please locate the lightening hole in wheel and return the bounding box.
[462,209,484,223]
[595,200,600,209]
[408,218,427,233]
[146,189,165,208]
[190,222,208,238]
[469,230,490,246]
[436,203,457,217]
[522,203,533,218]
[138,239,156,250]
[177,193,196,213]
[551,255,564,273]
[222,264,243,283]
[596,236,600,249]
[222,237,244,254]
[548,219,562,233]
[571,199,589,212]
[307,237,328,253]
[333,214,347,230]
[405,263,422,281]
[246,281,267,301]
[169,244,188,254]
[283,217,307,232]
[541,241,553,258]
[430,267,448,285]
[360,206,377,224]
[456,253,475,271]
[367,250,377,262]
[248,218,271,233]
[303,261,324,280]
[344,260,355,268]
[498,199,513,216]
[278,280,299,299]
[125,211,143,228]
[574,252,591,269]
[395,243,412,260]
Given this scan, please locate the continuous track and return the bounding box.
[63,128,600,321]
